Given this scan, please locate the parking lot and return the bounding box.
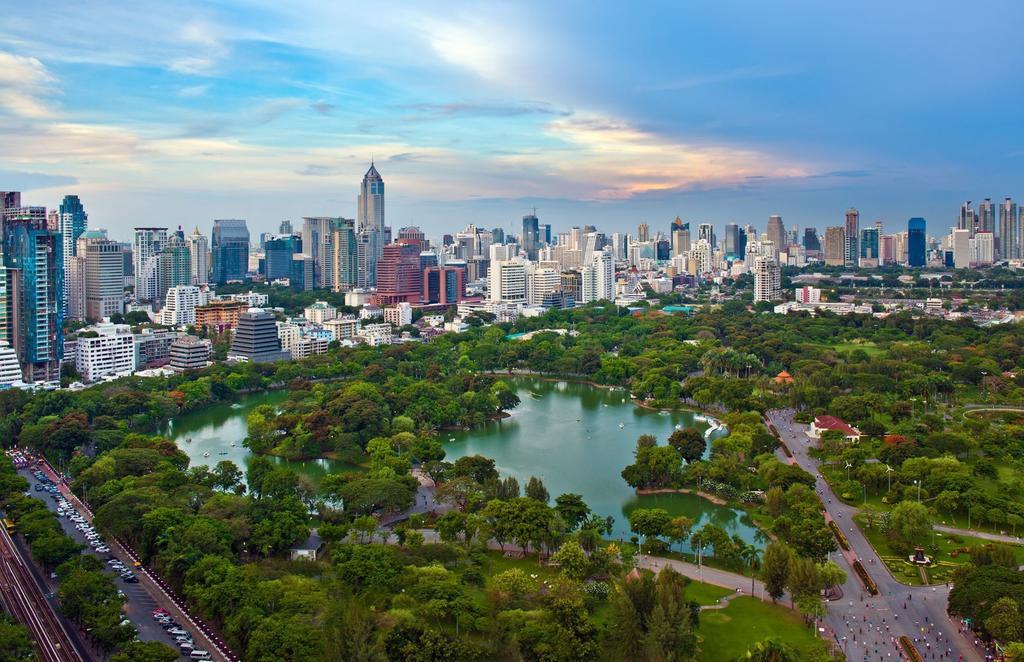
[13,454,210,659]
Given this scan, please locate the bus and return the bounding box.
[2,518,14,534]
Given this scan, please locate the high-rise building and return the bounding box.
[291,254,314,292]
[753,256,781,302]
[581,252,614,303]
[160,285,204,326]
[75,322,135,382]
[723,223,740,258]
[357,163,387,286]
[489,260,527,303]
[279,220,293,235]
[158,228,191,302]
[211,219,249,283]
[4,209,62,384]
[263,234,302,281]
[228,309,289,363]
[637,223,650,243]
[133,227,167,302]
[186,227,209,285]
[907,218,927,266]
[803,228,821,252]
[375,243,422,305]
[57,195,87,316]
[79,230,123,321]
[824,227,845,266]
[979,198,995,235]
[859,227,880,266]
[301,217,335,288]
[331,218,358,292]
[522,213,540,260]
[670,216,686,234]
[423,266,464,304]
[999,198,1018,260]
[697,223,715,247]
[844,208,860,266]
[766,215,785,258]
[952,228,972,268]
[671,229,691,256]
[971,232,994,266]
[958,201,976,235]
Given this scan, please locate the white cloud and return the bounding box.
[0,52,58,119]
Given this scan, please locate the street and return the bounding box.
[767,408,987,662]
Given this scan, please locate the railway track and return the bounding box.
[0,525,84,662]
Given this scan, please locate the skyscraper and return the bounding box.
[723,223,740,258]
[159,228,191,302]
[766,215,785,258]
[302,216,334,289]
[859,227,880,266]
[522,213,540,260]
[803,228,821,252]
[637,223,650,243]
[824,227,845,266]
[979,198,995,234]
[375,242,423,305]
[186,227,209,285]
[999,198,1018,260]
[698,223,715,247]
[211,219,249,284]
[907,218,927,267]
[753,256,781,302]
[581,252,614,303]
[330,217,358,292]
[279,220,293,235]
[844,208,860,267]
[3,208,62,384]
[228,309,289,363]
[263,235,302,281]
[133,227,167,302]
[958,201,976,234]
[670,216,686,234]
[57,195,87,316]
[357,163,386,286]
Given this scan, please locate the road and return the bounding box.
[767,409,989,662]
[0,521,84,662]
[21,462,237,662]
[933,524,1023,544]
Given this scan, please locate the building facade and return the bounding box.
[133,227,167,302]
[75,322,135,382]
[211,219,249,283]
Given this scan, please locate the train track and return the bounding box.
[0,524,84,662]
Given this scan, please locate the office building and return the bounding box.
[229,309,290,362]
[168,335,212,371]
[766,215,785,258]
[0,342,23,388]
[753,256,781,302]
[907,218,927,267]
[75,322,135,382]
[424,266,464,304]
[263,234,302,281]
[859,227,880,267]
[211,219,249,283]
[971,232,994,266]
[134,227,167,302]
[527,264,561,305]
[74,230,124,321]
[4,209,63,384]
[979,198,995,235]
[160,285,204,326]
[697,223,714,246]
[57,195,87,316]
[196,299,245,334]
[999,198,1019,260]
[291,254,313,291]
[330,217,358,292]
[671,229,691,257]
[824,227,845,266]
[158,228,191,302]
[522,213,540,259]
[302,216,335,288]
[952,228,972,268]
[375,242,422,305]
[279,220,293,235]
[490,260,527,303]
[844,208,859,266]
[185,227,209,285]
[637,223,650,243]
[357,163,387,287]
[958,201,976,234]
[723,223,740,258]
[803,228,821,252]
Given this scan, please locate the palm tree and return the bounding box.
[740,543,761,596]
[735,637,799,662]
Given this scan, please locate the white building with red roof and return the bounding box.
[810,415,861,441]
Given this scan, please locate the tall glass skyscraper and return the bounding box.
[58,195,87,316]
[999,198,1018,260]
[263,234,302,281]
[844,208,860,266]
[211,219,249,283]
[3,209,62,384]
[522,213,540,259]
[159,227,192,301]
[907,218,926,267]
[357,163,386,286]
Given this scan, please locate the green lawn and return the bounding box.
[816,340,886,357]
[696,597,822,660]
[685,581,732,606]
[856,516,1024,585]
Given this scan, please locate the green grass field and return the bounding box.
[685,581,732,606]
[696,597,822,660]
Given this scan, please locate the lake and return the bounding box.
[160,378,763,550]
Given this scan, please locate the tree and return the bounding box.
[664,516,694,553]
[986,597,1024,643]
[735,637,800,662]
[761,542,791,603]
[628,508,672,552]
[0,614,35,662]
[212,460,244,493]
[434,476,484,512]
[765,486,785,518]
[786,556,821,609]
[451,455,498,484]
[816,560,847,597]
[525,476,550,503]
[888,500,932,555]
[740,544,761,595]
[551,540,589,580]
[554,493,590,530]
[110,641,180,662]
[668,427,706,464]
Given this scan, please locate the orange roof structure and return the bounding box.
[774,370,794,384]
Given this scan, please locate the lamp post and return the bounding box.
[915,480,921,503]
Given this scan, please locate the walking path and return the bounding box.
[933,524,1024,545]
[767,409,987,662]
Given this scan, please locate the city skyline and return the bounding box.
[3,2,1024,236]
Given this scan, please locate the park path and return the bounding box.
[933,524,1024,545]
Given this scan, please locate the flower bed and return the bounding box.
[828,520,851,551]
[852,559,879,595]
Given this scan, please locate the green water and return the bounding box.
[159,379,762,550]
[157,390,362,483]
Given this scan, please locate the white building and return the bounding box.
[323,317,361,341]
[160,285,204,326]
[304,300,338,324]
[489,259,527,303]
[133,227,167,302]
[291,337,330,359]
[384,302,413,327]
[795,286,822,304]
[357,323,393,346]
[187,227,209,285]
[689,239,713,276]
[345,289,374,307]
[526,264,561,305]
[229,291,269,307]
[970,232,994,266]
[753,256,782,302]
[581,251,615,303]
[76,322,136,383]
[952,229,972,269]
[277,322,304,352]
[0,342,25,388]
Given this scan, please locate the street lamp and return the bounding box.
[885,464,894,494]
[914,479,921,502]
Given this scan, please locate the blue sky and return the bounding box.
[1,1,1022,241]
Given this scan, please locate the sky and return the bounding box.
[2,0,1023,242]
